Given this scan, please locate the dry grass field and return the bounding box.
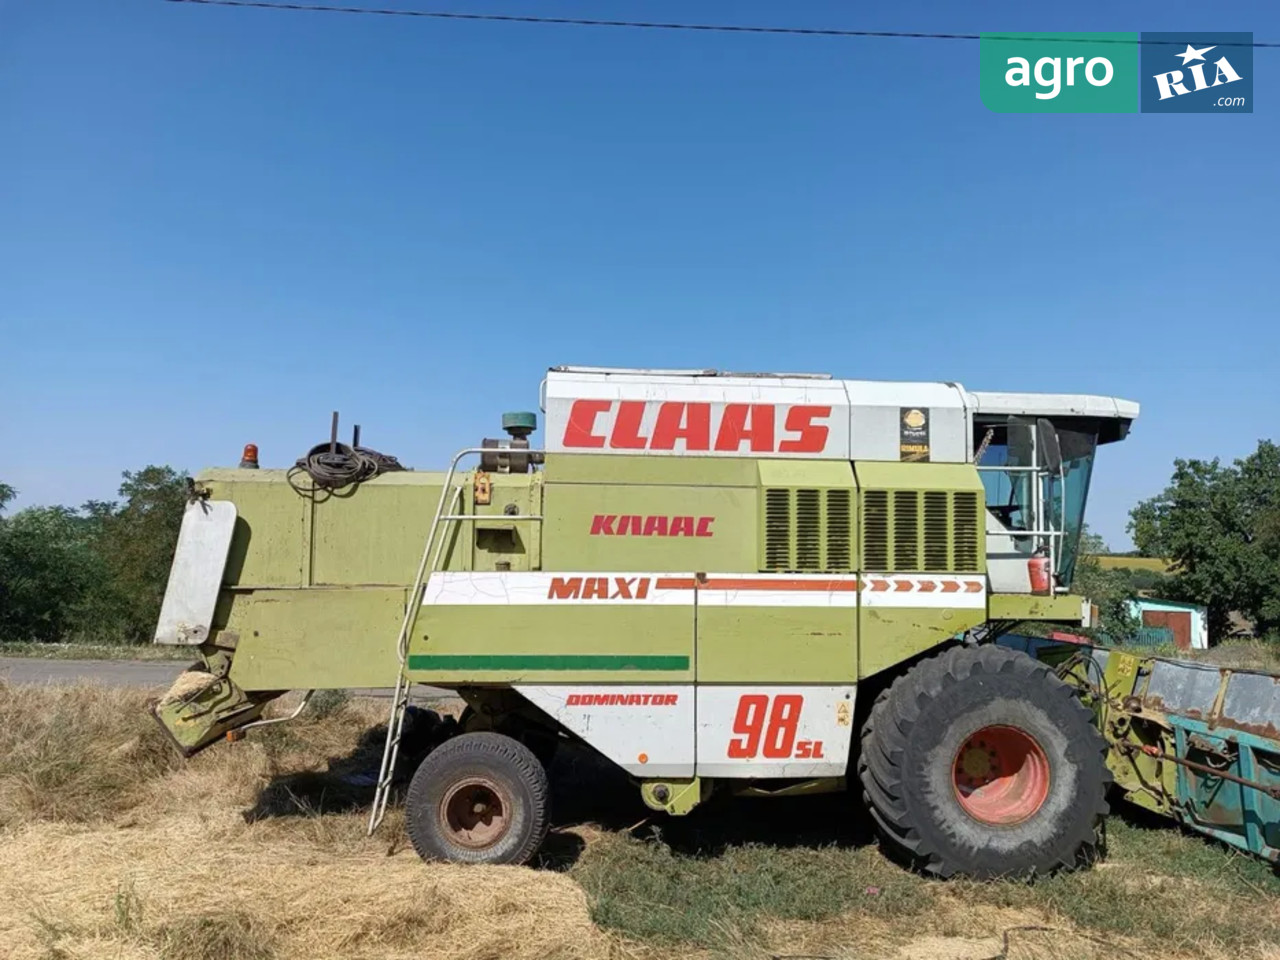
[1,679,1277,960]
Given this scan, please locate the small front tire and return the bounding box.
[404,732,550,866]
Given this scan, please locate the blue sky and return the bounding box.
[2,0,1276,547]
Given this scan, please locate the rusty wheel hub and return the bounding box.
[440,777,511,849]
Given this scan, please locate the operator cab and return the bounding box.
[968,392,1137,596]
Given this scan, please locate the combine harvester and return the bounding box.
[148,365,1262,876]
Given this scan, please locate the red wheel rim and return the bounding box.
[952,725,1050,825]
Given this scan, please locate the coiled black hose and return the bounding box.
[287,442,405,495]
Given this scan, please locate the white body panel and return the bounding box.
[515,683,856,778]
[843,380,970,462]
[423,571,695,606]
[515,685,695,777]
[154,500,238,645]
[967,390,1140,422]
[985,512,1034,594]
[696,685,856,778]
[859,573,987,608]
[541,368,1138,464]
[423,571,983,609]
[544,370,853,459]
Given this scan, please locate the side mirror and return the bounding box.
[1037,418,1063,474]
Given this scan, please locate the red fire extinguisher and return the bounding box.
[1028,554,1051,595]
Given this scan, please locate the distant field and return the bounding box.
[1131,638,1280,674]
[1095,555,1172,573]
[2,681,1277,960]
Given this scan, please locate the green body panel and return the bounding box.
[858,607,985,679]
[542,482,756,572]
[852,461,987,678]
[198,468,546,691]
[989,593,1084,622]
[697,607,856,682]
[204,470,310,587]
[227,587,407,690]
[542,454,757,574]
[183,451,1077,700]
[200,468,541,589]
[308,475,446,583]
[755,461,858,488]
[410,605,695,684]
[853,460,986,495]
[853,461,987,574]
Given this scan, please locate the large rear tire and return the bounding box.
[405,732,550,866]
[858,644,1109,879]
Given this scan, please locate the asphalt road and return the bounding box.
[0,657,186,688]
[0,657,456,700]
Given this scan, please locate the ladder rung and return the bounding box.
[370,468,484,836]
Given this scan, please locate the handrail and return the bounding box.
[367,448,545,835]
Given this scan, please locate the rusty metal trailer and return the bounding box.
[1009,636,1280,865]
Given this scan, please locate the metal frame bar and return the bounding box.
[1123,740,1280,799]
[977,458,1066,591]
[237,690,315,733]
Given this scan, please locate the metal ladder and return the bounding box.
[366,447,543,835]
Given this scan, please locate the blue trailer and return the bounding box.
[1004,637,1280,865]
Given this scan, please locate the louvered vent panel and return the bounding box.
[953,491,981,571]
[893,490,920,571]
[764,489,792,571]
[761,485,860,572]
[863,490,890,570]
[795,489,822,570]
[826,489,852,570]
[923,491,950,571]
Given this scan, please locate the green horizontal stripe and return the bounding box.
[407,654,689,671]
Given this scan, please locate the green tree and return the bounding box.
[83,466,190,643]
[0,468,188,645]
[1071,525,1140,640]
[0,499,103,642]
[1078,527,1109,557]
[1129,440,1280,638]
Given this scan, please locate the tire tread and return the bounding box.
[404,731,550,866]
[858,644,1110,879]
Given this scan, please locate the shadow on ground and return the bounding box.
[242,721,389,821]
[242,715,876,867]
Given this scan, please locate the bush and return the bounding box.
[0,467,188,645]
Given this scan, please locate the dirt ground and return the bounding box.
[1,682,1276,960]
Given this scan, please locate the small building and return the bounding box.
[1124,597,1209,650]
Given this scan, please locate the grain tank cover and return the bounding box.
[542,366,971,462]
